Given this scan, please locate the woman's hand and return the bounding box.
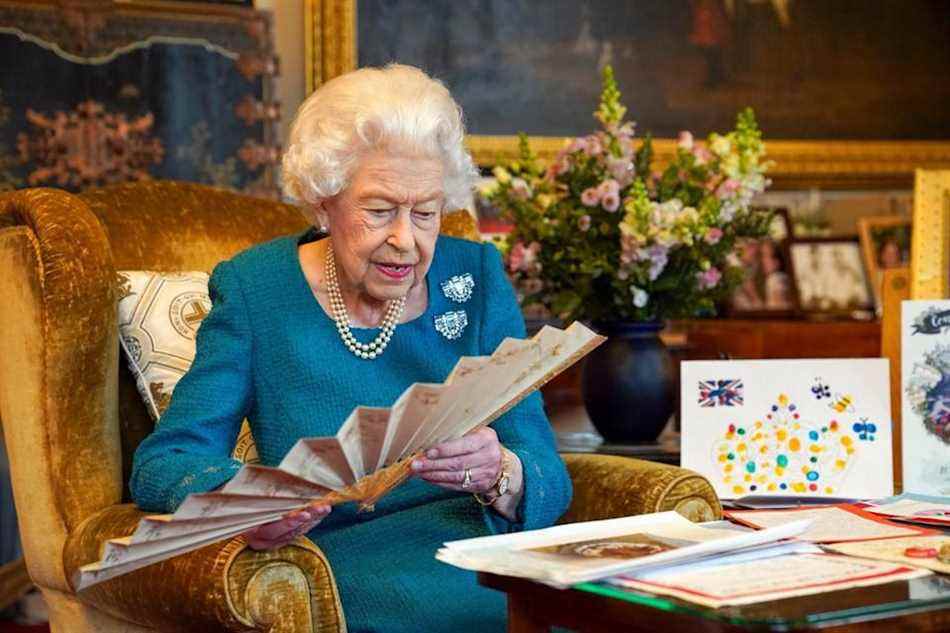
[243,503,331,550]
[410,427,503,494]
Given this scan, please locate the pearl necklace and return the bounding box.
[325,243,406,360]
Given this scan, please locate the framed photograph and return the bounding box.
[726,209,799,317]
[790,238,873,317]
[910,169,950,300]
[858,216,913,312]
[306,0,950,189]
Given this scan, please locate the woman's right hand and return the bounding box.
[244,503,331,550]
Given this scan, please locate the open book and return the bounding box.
[77,322,605,589]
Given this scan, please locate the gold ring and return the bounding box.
[461,468,472,489]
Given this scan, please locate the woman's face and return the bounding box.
[879,240,902,268]
[321,149,444,303]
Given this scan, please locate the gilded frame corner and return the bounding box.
[910,169,950,299]
[304,0,357,96]
[306,0,950,189]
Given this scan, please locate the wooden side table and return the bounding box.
[479,571,950,632]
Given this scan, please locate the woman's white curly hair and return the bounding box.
[281,64,478,214]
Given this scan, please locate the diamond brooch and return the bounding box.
[434,310,468,340]
[441,273,474,303]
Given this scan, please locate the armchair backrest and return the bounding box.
[76,182,309,498]
[0,181,480,589]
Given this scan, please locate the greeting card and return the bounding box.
[902,300,950,495]
[681,359,893,500]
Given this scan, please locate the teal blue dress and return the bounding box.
[130,228,572,633]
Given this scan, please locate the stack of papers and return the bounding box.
[865,493,950,527]
[77,323,605,590]
[436,511,811,588]
[725,505,938,543]
[607,545,929,608]
[827,536,950,575]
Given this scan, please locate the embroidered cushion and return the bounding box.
[116,270,258,464]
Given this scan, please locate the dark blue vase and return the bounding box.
[581,321,674,443]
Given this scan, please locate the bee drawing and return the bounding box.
[830,393,855,414]
[811,378,831,400]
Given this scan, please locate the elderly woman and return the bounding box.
[130,64,571,632]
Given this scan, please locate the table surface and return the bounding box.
[480,571,950,632]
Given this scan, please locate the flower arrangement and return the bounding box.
[906,339,950,443]
[483,65,773,323]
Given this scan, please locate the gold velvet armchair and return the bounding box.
[0,181,720,632]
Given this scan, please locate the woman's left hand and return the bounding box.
[410,427,503,493]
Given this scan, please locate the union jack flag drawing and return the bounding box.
[698,379,744,407]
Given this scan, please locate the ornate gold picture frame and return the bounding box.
[305,0,950,190]
[910,169,950,299]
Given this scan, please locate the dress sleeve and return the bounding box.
[130,260,252,512]
[477,243,572,534]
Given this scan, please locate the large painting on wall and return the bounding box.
[0,0,280,197]
[357,0,950,141]
[308,0,950,188]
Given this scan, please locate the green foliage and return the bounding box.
[485,66,772,323]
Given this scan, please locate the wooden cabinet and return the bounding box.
[667,318,881,360]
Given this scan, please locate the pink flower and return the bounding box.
[581,187,601,207]
[586,135,604,156]
[507,241,541,273]
[598,178,620,197]
[697,267,722,290]
[546,154,571,180]
[597,179,621,212]
[606,156,634,185]
[716,178,741,199]
[567,137,589,154]
[508,242,528,272]
[578,215,592,231]
[677,131,694,151]
[704,227,724,244]
[692,146,713,165]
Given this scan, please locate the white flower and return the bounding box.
[510,177,533,200]
[491,166,512,184]
[477,179,500,197]
[719,200,739,222]
[677,131,694,151]
[631,286,649,308]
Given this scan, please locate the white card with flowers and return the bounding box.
[902,300,950,495]
[681,359,893,500]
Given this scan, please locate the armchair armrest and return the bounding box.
[560,454,722,524]
[63,504,345,633]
